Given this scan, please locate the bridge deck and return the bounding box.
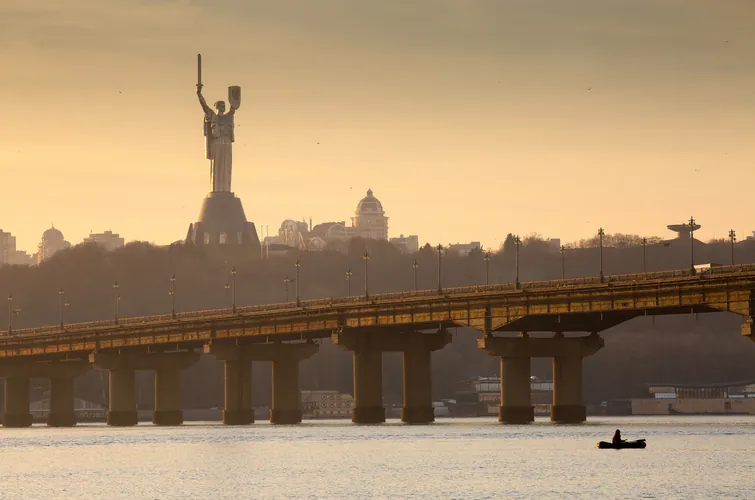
[2,264,754,358]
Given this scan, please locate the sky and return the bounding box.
[0,0,753,252]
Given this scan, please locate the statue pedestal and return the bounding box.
[186,192,261,254]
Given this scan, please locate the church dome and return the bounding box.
[42,226,64,242]
[355,189,384,215]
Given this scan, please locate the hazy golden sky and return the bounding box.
[1,0,753,252]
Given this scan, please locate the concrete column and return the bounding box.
[499,357,534,424]
[270,357,301,424]
[3,377,32,427]
[48,377,77,427]
[401,347,434,424]
[551,355,585,423]
[108,368,137,426]
[352,348,385,423]
[154,368,183,425]
[223,360,253,425]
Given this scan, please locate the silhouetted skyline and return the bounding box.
[1,1,753,251]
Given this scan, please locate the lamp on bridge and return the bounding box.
[597,228,605,283]
[412,260,419,291]
[514,235,521,289]
[363,251,371,301]
[729,229,736,266]
[437,244,443,294]
[484,251,490,286]
[295,260,301,307]
[345,268,352,296]
[640,238,648,274]
[113,281,120,325]
[560,245,566,280]
[169,275,176,319]
[7,294,21,336]
[58,288,66,329]
[231,267,237,313]
[688,217,696,272]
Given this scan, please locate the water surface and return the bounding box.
[1,416,753,499]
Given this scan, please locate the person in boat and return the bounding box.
[612,429,626,445]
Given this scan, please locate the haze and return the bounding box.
[1,0,753,252]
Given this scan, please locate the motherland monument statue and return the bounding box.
[185,54,260,254]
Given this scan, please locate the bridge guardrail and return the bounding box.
[6,263,755,339]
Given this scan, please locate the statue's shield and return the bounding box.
[228,86,241,109]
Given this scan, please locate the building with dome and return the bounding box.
[261,188,418,255]
[37,226,71,264]
[351,189,389,241]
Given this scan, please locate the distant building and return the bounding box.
[605,381,755,416]
[452,376,553,417]
[0,230,33,266]
[37,226,71,264]
[447,241,481,256]
[390,234,419,254]
[746,231,755,241]
[546,238,561,251]
[301,390,353,419]
[83,230,125,252]
[667,222,701,240]
[351,189,389,240]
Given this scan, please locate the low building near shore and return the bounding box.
[602,380,755,416]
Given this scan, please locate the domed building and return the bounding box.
[37,226,71,264]
[351,189,389,240]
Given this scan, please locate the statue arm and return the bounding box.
[197,89,213,115]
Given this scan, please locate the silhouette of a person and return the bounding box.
[612,429,626,445]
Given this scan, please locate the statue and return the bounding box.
[196,54,240,193]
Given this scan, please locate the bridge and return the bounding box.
[2,264,755,427]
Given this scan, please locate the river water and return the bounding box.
[1,416,753,499]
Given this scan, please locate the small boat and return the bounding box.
[597,439,646,449]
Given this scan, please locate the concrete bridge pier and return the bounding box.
[48,376,77,427]
[333,328,451,424]
[91,351,200,426]
[0,360,90,427]
[205,341,319,425]
[551,354,586,423]
[4,377,32,428]
[222,359,253,425]
[498,356,534,424]
[270,343,319,424]
[108,367,138,426]
[478,333,604,424]
[351,347,385,424]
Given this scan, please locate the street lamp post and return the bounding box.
[484,251,490,286]
[169,274,176,319]
[640,238,648,274]
[437,244,443,294]
[560,245,566,280]
[363,251,371,300]
[729,229,736,265]
[231,267,237,313]
[345,268,352,296]
[412,260,419,291]
[7,295,19,335]
[295,260,301,307]
[598,228,605,282]
[514,235,521,288]
[113,281,120,324]
[58,288,65,328]
[688,217,696,272]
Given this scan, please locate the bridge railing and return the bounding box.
[7,263,755,338]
